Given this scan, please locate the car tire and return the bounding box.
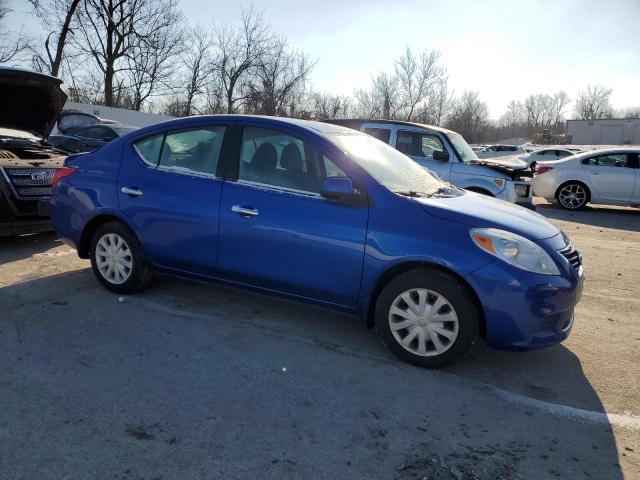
[556,182,589,210]
[90,221,153,294]
[375,269,479,368]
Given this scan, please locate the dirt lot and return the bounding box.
[0,200,638,479]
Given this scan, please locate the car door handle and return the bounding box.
[591,172,600,175]
[231,205,259,217]
[121,187,143,196]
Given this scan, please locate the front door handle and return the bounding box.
[231,205,259,217]
[121,186,143,196]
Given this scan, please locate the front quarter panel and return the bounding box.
[358,188,494,313]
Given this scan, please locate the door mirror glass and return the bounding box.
[432,150,449,161]
[321,176,355,200]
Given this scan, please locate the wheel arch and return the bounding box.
[464,186,493,196]
[364,261,486,339]
[78,213,138,259]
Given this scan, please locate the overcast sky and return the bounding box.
[9,0,640,118]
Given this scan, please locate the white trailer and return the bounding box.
[566,118,640,146]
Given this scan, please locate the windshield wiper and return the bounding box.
[394,190,428,198]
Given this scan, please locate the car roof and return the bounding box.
[323,118,456,135]
[133,114,358,137]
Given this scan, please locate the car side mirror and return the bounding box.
[321,177,356,200]
[432,150,449,161]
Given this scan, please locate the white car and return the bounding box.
[523,148,579,166]
[476,144,528,159]
[533,148,640,209]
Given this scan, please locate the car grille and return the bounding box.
[1,167,55,199]
[558,243,582,272]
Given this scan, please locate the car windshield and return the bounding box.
[446,132,479,163]
[328,133,451,196]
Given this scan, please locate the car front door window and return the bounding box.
[239,127,345,194]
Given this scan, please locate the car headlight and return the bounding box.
[470,228,560,275]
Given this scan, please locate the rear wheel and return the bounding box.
[375,269,479,368]
[556,182,588,210]
[90,221,153,293]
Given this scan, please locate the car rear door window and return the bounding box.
[239,127,344,194]
[133,134,164,166]
[395,131,445,158]
[159,126,226,176]
[364,127,391,144]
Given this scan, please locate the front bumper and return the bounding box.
[499,179,534,207]
[466,260,584,350]
[0,219,53,236]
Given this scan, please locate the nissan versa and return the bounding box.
[50,116,584,367]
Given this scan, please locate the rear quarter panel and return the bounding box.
[50,142,124,248]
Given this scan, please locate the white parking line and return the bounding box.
[491,386,640,430]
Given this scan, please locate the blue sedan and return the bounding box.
[50,115,584,367]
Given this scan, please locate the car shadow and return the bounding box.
[0,269,625,479]
[536,202,640,232]
[0,231,62,263]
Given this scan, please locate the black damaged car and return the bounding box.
[0,67,68,236]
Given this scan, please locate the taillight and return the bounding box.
[536,166,554,175]
[52,166,77,188]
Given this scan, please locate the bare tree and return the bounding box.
[28,0,81,76]
[213,6,273,114]
[124,9,184,111]
[574,85,613,120]
[307,92,351,120]
[395,47,446,121]
[0,1,33,63]
[176,25,214,116]
[549,91,570,131]
[354,72,401,119]
[619,106,640,119]
[446,91,490,143]
[246,36,314,116]
[73,0,183,107]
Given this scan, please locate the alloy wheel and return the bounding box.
[558,184,587,209]
[388,288,459,357]
[95,233,133,285]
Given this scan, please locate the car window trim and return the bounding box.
[236,178,323,198]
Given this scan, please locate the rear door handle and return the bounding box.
[231,205,259,217]
[121,187,143,196]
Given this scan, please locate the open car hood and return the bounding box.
[468,154,529,170]
[0,67,67,139]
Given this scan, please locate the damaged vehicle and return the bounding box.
[325,119,534,209]
[0,67,67,236]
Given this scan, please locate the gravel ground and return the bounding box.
[0,200,638,479]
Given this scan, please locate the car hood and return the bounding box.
[467,154,530,170]
[0,67,67,139]
[416,191,559,240]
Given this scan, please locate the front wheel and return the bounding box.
[375,269,480,368]
[556,182,588,210]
